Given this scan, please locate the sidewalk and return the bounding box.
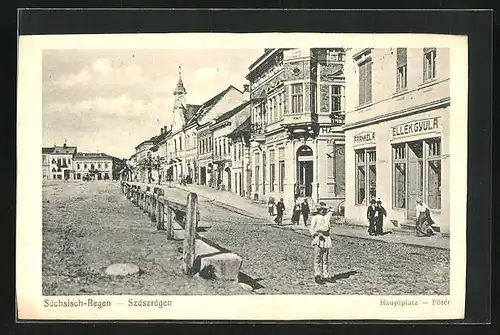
[173,183,450,250]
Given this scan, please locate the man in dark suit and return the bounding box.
[375,198,388,236]
[366,198,377,235]
[301,198,311,226]
[274,198,285,225]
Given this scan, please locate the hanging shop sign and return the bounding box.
[391,117,440,140]
[353,132,376,147]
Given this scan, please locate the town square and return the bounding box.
[40,46,450,295]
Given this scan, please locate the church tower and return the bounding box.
[172,66,187,132]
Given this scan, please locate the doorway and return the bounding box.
[296,145,314,197]
[406,141,424,220]
[200,166,206,185]
[225,167,232,192]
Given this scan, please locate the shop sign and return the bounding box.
[391,117,440,140]
[353,132,376,146]
[320,127,337,135]
[267,133,286,142]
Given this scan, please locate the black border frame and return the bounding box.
[7,7,493,333]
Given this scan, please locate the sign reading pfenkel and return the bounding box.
[391,117,441,140]
[353,132,376,147]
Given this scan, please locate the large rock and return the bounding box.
[105,263,140,276]
[199,253,242,282]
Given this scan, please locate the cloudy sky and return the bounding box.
[42,49,263,159]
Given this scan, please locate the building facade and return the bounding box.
[344,47,450,233]
[246,48,347,210]
[73,152,114,180]
[227,116,252,198]
[42,144,77,180]
[209,97,251,192]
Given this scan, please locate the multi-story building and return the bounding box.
[227,115,252,197]
[344,47,450,234]
[209,92,251,191]
[73,152,114,180]
[246,48,347,210]
[43,143,78,180]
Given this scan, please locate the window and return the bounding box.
[391,138,441,210]
[427,139,441,209]
[179,138,182,151]
[234,142,237,160]
[51,159,56,164]
[268,98,274,123]
[327,49,344,63]
[91,164,95,170]
[355,149,376,205]
[76,173,81,180]
[330,85,343,111]
[423,48,437,82]
[98,163,102,169]
[228,139,231,154]
[393,144,406,208]
[68,158,71,165]
[269,150,276,192]
[279,148,285,192]
[311,83,317,114]
[84,163,87,169]
[358,60,372,106]
[223,139,226,155]
[57,158,62,165]
[254,152,260,192]
[396,48,408,91]
[77,163,81,170]
[174,139,177,152]
[105,163,108,169]
[291,84,303,114]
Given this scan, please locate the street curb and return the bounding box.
[272,224,450,250]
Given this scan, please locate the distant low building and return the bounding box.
[73,152,114,181]
[42,143,77,180]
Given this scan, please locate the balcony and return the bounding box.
[282,112,318,126]
[250,123,266,143]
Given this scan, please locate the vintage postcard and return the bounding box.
[17,33,468,320]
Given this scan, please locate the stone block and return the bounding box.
[199,253,242,282]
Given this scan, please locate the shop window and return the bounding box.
[427,139,441,209]
[393,144,407,208]
[423,48,437,82]
[291,83,303,114]
[391,138,442,211]
[396,48,408,91]
[358,60,372,106]
[355,148,376,205]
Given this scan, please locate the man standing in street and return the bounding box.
[375,198,387,236]
[301,198,310,226]
[310,202,335,285]
[366,198,377,235]
[274,198,285,225]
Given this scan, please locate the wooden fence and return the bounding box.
[121,181,201,276]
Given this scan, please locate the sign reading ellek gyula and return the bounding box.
[391,117,440,140]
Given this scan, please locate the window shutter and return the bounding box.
[396,48,407,67]
[365,61,372,104]
[358,62,366,105]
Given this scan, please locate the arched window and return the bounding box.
[91,164,95,170]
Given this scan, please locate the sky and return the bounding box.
[42,49,263,159]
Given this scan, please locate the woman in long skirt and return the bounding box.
[415,198,435,236]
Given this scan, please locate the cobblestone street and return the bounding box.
[42,181,449,296]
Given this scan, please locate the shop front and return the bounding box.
[345,107,449,234]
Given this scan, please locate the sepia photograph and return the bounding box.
[17,33,468,320]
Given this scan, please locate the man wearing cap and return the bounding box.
[366,198,378,235]
[309,202,335,285]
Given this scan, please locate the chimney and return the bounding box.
[164,126,168,133]
[242,84,250,102]
[161,127,164,135]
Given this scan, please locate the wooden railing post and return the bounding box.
[156,196,165,230]
[165,204,174,240]
[183,192,198,276]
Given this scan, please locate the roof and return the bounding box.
[248,48,276,71]
[227,116,252,138]
[186,85,241,125]
[42,147,54,154]
[183,104,201,123]
[74,152,113,159]
[51,146,77,154]
[174,76,187,95]
[213,100,251,125]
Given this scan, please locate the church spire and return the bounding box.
[174,65,186,95]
